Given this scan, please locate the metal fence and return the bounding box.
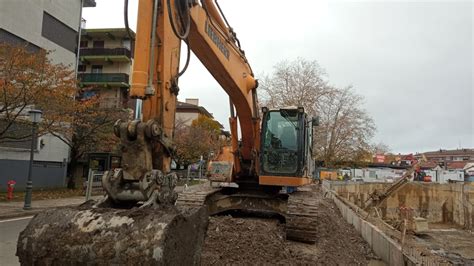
[78,73,129,83]
[84,170,104,200]
[80,47,131,58]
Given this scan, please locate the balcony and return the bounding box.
[78,73,129,88]
[79,48,132,63]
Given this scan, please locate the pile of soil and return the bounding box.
[17,204,209,265]
[201,186,378,265]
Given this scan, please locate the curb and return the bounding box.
[0,196,105,221]
[0,208,46,221]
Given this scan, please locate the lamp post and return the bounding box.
[23,109,42,210]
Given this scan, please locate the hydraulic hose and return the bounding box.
[167,0,191,40]
[124,0,135,40]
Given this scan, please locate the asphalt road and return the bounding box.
[0,216,32,266]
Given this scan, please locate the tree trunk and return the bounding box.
[66,147,79,189]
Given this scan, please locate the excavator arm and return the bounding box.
[104,0,259,203]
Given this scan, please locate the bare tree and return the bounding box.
[260,58,376,166]
[259,57,332,116]
[313,87,375,166]
[372,142,391,154]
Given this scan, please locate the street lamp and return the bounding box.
[23,109,42,210]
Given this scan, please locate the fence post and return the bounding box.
[85,169,93,201]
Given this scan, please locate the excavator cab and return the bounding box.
[259,107,315,187]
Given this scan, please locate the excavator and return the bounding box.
[17,0,319,264]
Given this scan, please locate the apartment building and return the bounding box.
[420,149,474,162]
[78,28,135,109]
[0,0,95,191]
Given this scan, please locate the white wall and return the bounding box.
[0,133,70,163]
[0,0,81,67]
[176,112,199,126]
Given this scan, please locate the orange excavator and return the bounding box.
[17,0,319,264]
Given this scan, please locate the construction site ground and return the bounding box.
[417,227,474,262]
[326,181,474,265]
[200,185,381,265]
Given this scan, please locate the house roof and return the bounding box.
[82,28,136,39]
[419,161,438,169]
[422,149,474,157]
[176,101,213,118]
[464,163,474,170]
[400,154,415,160]
[446,161,470,170]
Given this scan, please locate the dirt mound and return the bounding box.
[201,187,377,265]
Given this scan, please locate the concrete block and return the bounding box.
[361,220,373,246]
[387,237,404,265]
[344,207,351,223]
[340,205,345,219]
[348,210,355,226]
[371,227,390,262]
[352,214,361,232]
[413,217,429,233]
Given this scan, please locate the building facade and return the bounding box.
[78,28,135,109]
[176,98,215,126]
[0,0,95,191]
[176,98,229,139]
[0,0,95,66]
[418,149,474,163]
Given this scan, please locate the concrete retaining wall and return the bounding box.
[322,181,451,265]
[327,181,474,230]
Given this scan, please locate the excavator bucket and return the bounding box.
[16,201,208,265]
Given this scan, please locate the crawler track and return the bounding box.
[176,183,220,208]
[285,185,320,243]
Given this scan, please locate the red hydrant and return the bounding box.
[7,180,16,200]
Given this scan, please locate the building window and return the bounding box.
[122,39,131,49]
[41,11,78,53]
[80,90,99,100]
[93,40,104,48]
[78,65,86,72]
[0,29,41,53]
[80,41,88,48]
[91,65,103,74]
[0,120,38,150]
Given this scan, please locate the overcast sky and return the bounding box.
[83,0,473,154]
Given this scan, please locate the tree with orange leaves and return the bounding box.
[0,43,128,187]
[0,43,76,142]
[174,115,223,168]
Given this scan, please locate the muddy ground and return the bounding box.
[201,187,378,265]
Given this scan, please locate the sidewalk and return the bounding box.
[0,196,103,220]
[0,183,200,220]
